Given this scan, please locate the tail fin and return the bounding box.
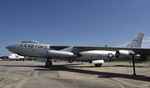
[126,32,144,48]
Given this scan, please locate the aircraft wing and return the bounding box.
[50,46,150,55]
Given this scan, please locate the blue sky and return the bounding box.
[0,0,150,56]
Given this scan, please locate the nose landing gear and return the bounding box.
[95,63,102,67]
[45,59,52,67]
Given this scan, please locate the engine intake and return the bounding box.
[115,50,135,58]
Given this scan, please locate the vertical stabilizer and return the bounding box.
[126,32,144,48]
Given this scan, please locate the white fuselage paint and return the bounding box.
[80,50,116,60]
[9,43,50,57]
[7,43,116,61]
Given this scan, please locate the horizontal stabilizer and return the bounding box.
[60,46,74,52]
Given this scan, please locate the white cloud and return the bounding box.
[142,36,150,48]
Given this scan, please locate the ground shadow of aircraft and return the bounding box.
[1,64,150,82]
[35,64,150,82]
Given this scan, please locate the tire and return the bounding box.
[45,61,52,67]
[95,63,102,67]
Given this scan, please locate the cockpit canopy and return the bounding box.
[21,40,40,43]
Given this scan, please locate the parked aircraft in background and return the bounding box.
[8,54,24,60]
[7,32,150,67]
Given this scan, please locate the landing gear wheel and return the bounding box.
[95,63,102,67]
[45,61,52,67]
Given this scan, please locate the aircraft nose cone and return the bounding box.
[6,45,14,51]
[6,44,20,54]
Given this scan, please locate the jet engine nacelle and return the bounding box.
[48,50,76,58]
[80,50,116,60]
[115,50,135,59]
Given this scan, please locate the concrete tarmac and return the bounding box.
[0,61,150,88]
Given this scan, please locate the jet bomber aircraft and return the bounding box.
[7,32,150,67]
